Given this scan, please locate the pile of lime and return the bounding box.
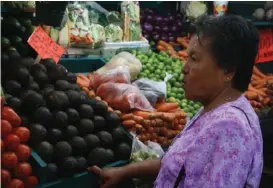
[133,50,202,118]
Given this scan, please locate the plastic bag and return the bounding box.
[96,83,154,112]
[96,52,142,80]
[130,134,164,163]
[121,1,142,41]
[133,74,172,106]
[89,66,131,90]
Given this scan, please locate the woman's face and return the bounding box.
[182,35,230,103]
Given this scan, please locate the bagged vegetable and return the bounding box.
[105,24,123,42]
[96,52,142,80]
[89,66,131,90]
[133,74,172,106]
[96,83,154,112]
[121,1,142,41]
[130,134,164,163]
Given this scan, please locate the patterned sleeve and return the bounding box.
[183,119,263,188]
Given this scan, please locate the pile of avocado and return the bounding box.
[1,52,132,181]
[1,16,36,57]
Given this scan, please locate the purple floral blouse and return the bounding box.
[154,95,263,188]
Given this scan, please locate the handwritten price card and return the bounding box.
[27,26,65,63]
[255,28,273,64]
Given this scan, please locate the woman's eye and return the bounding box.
[190,55,196,61]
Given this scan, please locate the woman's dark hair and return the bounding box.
[193,15,260,92]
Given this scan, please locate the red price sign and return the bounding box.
[255,28,273,64]
[28,26,65,63]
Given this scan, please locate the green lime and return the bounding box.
[174,82,181,88]
[194,104,200,110]
[176,93,183,99]
[167,97,177,103]
[182,99,188,103]
[183,107,189,113]
[172,87,178,93]
[181,102,187,108]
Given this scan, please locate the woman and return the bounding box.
[89,15,263,188]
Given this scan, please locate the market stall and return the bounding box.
[1,1,273,188]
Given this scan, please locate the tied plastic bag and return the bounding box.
[89,66,131,90]
[96,83,154,112]
[133,74,172,106]
[130,134,164,163]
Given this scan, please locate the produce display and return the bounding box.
[1,51,132,182]
[1,95,39,188]
[1,16,36,57]
[245,66,273,114]
[134,50,202,118]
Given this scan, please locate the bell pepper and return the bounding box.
[1,106,21,127]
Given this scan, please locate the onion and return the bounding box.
[153,33,160,41]
[146,15,153,22]
[155,16,163,23]
[163,17,169,23]
[161,33,168,42]
[176,13,183,19]
[154,26,161,32]
[143,34,150,40]
[168,15,175,22]
[171,26,178,33]
[177,22,183,28]
[162,26,169,33]
[143,22,153,32]
[168,36,175,42]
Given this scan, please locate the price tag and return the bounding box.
[27,26,65,63]
[255,28,273,64]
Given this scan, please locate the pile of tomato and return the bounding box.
[1,104,38,188]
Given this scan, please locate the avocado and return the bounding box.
[84,134,100,150]
[6,97,22,113]
[55,80,71,91]
[4,80,22,96]
[105,112,121,128]
[65,90,81,107]
[93,116,106,132]
[20,18,32,28]
[96,131,113,148]
[70,84,81,92]
[79,92,88,105]
[115,142,131,160]
[65,72,77,84]
[75,156,87,173]
[20,116,29,126]
[8,49,21,63]
[78,104,94,119]
[69,136,87,155]
[19,57,35,70]
[27,80,40,92]
[47,163,59,181]
[1,53,9,68]
[33,107,53,127]
[2,16,21,34]
[32,70,49,87]
[59,156,77,176]
[87,147,112,167]
[105,149,115,163]
[20,90,36,100]
[40,59,56,70]
[78,119,94,136]
[22,91,45,113]
[4,94,12,102]
[13,67,30,87]
[53,111,68,129]
[31,63,47,74]
[36,141,54,162]
[46,91,69,110]
[66,108,80,124]
[1,37,11,50]
[54,141,72,159]
[111,127,126,143]
[94,101,108,116]
[48,128,63,144]
[29,124,47,143]
[10,35,23,47]
[47,64,67,82]
[87,98,97,108]
[41,86,54,98]
[64,125,79,140]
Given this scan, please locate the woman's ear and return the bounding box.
[224,70,235,82]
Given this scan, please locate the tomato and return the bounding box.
[2,152,18,169]
[1,169,11,186]
[1,139,4,152]
[13,127,30,143]
[16,144,31,162]
[6,178,25,188]
[1,119,13,138]
[13,162,32,179]
[4,134,20,151]
[2,107,21,127]
[25,176,38,188]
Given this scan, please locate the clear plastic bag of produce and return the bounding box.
[96,52,142,80]
[96,83,154,112]
[133,74,172,106]
[130,134,164,163]
[121,1,142,41]
[89,66,131,90]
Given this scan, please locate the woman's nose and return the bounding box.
[182,61,189,75]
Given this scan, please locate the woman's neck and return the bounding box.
[202,87,242,114]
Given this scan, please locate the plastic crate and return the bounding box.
[59,57,106,74]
